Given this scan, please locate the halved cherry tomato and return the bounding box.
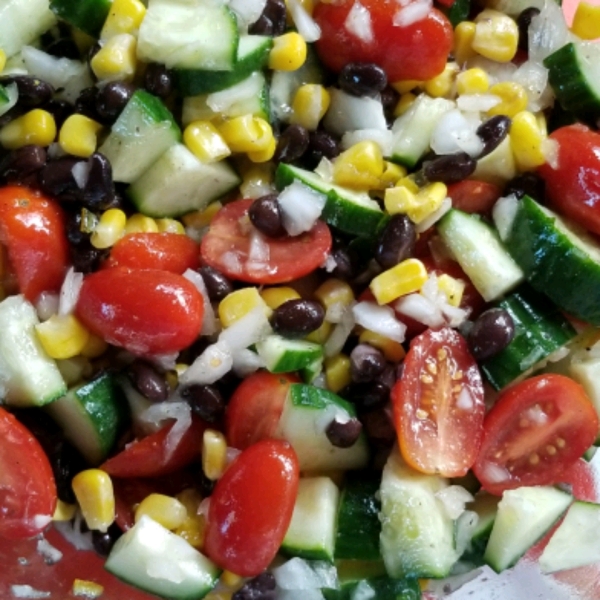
[200,199,332,284]
[76,267,203,356]
[225,371,299,450]
[204,439,299,577]
[538,124,600,236]
[392,327,485,477]
[101,416,207,479]
[446,180,502,214]
[0,186,69,303]
[313,0,453,82]
[0,407,57,539]
[473,374,599,495]
[104,232,200,274]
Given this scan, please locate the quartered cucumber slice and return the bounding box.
[256,334,323,375]
[50,0,109,37]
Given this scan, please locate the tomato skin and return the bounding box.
[392,327,485,477]
[226,371,299,450]
[538,124,600,236]
[204,439,299,577]
[446,180,502,214]
[0,186,69,302]
[473,374,599,496]
[313,0,453,82]
[105,233,200,274]
[75,267,203,355]
[0,407,57,539]
[200,199,332,284]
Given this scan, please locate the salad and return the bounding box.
[1,0,600,598]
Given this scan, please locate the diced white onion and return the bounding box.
[140,401,192,460]
[58,267,84,316]
[273,558,338,591]
[456,93,501,113]
[430,109,484,158]
[542,137,559,170]
[232,347,265,377]
[220,251,243,275]
[492,194,520,242]
[183,269,218,337]
[278,181,327,236]
[287,0,321,42]
[35,293,59,321]
[10,585,51,599]
[352,301,406,344]
[511,59,552,112]
[246,229,272,275]
[528,0,573,64]
[481,461,510,484]
[71,160,91,189]
[179,340,234,386]
[341,128,394,155]
[393,0,432,27]
[54,512,95,551]
[218,306,272,352]
[436,485,474,520]
[415,196,452,233]
[226,446,241,466]
[324,305,356,358]
[441,302,469,328]
[314,158,334,182]
[36,537,63,565]
[394,293,445,328]
[344,1,373,43]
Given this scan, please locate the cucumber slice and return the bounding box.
[2,0,56,58]
[545,41,600,118]
[282,476,340,561]
[323,575,421,600]
[379,447,460,579]
[460,493,500,566]
[45,373,128,465]
[255,334,324,375]
[50,0,109,37]
[105,515,220,599]
[480,286,577,390]
[275,163,388,238]
[483,486,572,573]
[539,500,600,573]
[137,0,239,71]
[0,82,18,117]
[98,90,181,184]
[176,35,273,96]
[127,144,240,218]
[437,208,524,302]
[275,383,370,472]
[0,295,66,407]
[503,195,600,326]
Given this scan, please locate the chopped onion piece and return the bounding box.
[58,267,84,316]
[140,401,192,460]
[273,558,338,591]
[314,158,334,182]
[54,512,95,551]
[179,340,233,385]
[344,1,373,43]
[430,109,484,158]
[415,197,451,233]
[278,181,327,236]
[183,269,218,336]
[324,305,356,357]
[341,128,394,155]
[227,0,267,29]
[36,537,63,565]
[352,301,406,344]
[456,93,501,112]
[232,347,265,377]
[10,586,51,599]
[394,293,445,328]
[528,0,573,64]
[71,160,91,189]
[436,485,475,520]
[218,306,273,352]
[481,461,510,484]
[35,293,59,321]
[287,0,321,42]
[246,229,272,275]
[393,0,432,27]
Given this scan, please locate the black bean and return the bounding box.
[380,86,400,120]
[96,81,135,123]
[517,7,541,52]
[144,63,174,99]
[0,75,54,107]
[1,145,46,182]
[326,417,363,448]
[504,172,545,202]
[328,247,356,280]
[375,214,416,269]
[81,152,117,210]
[52,441,87,504]
[303,130,341,170]
[360,408,396,447]
[39,155,83,199]
[128,360,169,402]
[92,524,122,557]
[338,62,387,97]
[467,307,515,361]
[232,572,276,600]
[344,381,390,412]
[249,0,286,36]
[70,241,108,273]
[248,194,286,238]
[199,266,233,302]
[350,344,387,383]
[477,115,511,158]
[45,38,80,60]
[274,124,309,164]
[75,86,102,121]
[423,152,477,184]
[272,298,325,337]
[248,14,275,35]
[43,99,73,130]
[180,384,225,423]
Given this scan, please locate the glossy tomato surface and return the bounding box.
[446,180,502,215]
[75,267,203,356]
[392,327,485,477]
[200,199,331,284]
[313,0,453,82]
[473,374,599,495]
[204,439,299,577]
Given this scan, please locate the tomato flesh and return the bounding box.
[446,180,502,215]
[473,374,599,495]
[204,439,299,577]
[392,327,485,477]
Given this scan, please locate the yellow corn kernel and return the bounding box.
[183,201,222,230]
[156,218,186,234]
[0,109,56,149]
[175,513,206,548]
[394,91,417,117]
[72,580,104,598]
[305,319,332,344]
[324,354,352,393]
[0,49,6,73]
[454,21,477,65]
[536,111,548,137]
[218,115,274,154]
[59,114,103,158]
[571,2,600,39]
[91,208,127,248]
[100,0,146,39]
[332,141,385,191]
[125,212,159,234]
[290,84,330,131]
[456,68,490,96]
[384,184,418,216]
[269,32,307,71]
[80,332,108,359]
[359,330,406,362]
[423,62,459,99]
[221,571,243,588]
[203,429,228,481]
[379,161,407,189]
[391,80,422,94]
[510,110,546,171]
[71,469,115,532]
[53,499,77,522]
[314,279,355,312]
[411,182,448,223]
[219,287,270,327]
[437,273,466,307]
[177,488,203,515]
[396,176,420,194]
[370,258,428,304]
[90,33,137,82]
[472,9,519,63]
[487,81,528,118]
[35,314,91,360]
[261,286,301,309]
[239,161,275,199]
[184,120,231,163]
[135,493,188,530]
[247,133,276,163]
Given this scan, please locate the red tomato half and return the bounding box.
[225,371,298,449]
[76,267,203,356]
[538,124,600,236]
[313,0,453,82]
[392,327,485,477]
[200,199,332,284]
[0,407,57,539]
[204,439,299,577]
[473,374,599,495]
[105,232,200,274]
[0,186,69,303]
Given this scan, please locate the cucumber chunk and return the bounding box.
[0,83,18,117]
[50,0,109,37]
[3,0,56,58]
[256,334,323,375]
[460,492,500,566]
